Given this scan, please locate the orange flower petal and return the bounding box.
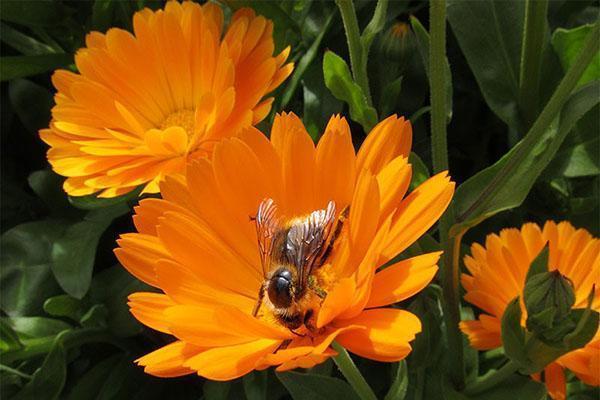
[136,340,202,378]
[544,363,566,400]
[367,252,441,308]
[128,292,175,334]
[382,172,454,260]
[335,308,421,362]
[184,339,280,381]
[356,115,412,175]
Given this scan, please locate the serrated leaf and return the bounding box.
[323,51,378,132]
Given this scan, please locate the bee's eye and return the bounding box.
[268,269,293,308]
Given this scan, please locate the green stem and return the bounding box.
[464,360,520,395]
[332,342,378,400]
[335,0,373,106]
[2,329,127,364]
[518,0,549,128]
[0,364,32,379]
[429,0,465,388]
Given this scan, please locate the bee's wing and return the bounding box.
[254,198,280,278]
[286,201,336,291]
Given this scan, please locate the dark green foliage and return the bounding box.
[1,0,598,399]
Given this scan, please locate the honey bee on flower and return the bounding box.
[115,112,455,379]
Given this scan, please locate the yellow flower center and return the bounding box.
[160,109,195,137]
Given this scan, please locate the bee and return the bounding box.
[251,198,348,331]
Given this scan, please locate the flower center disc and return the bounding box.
[160,109,195,137]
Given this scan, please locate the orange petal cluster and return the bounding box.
[115,112,455,380]
[460,221,600,399]
[40,1,293,197]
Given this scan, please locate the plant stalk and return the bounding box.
[429,0,465,388]
[332,342,378,400]
[335,0,373,105]
[518,0,549,128]
[464,360,520,395]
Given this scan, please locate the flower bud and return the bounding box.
[524,270,577,343]
[379,22,415,64]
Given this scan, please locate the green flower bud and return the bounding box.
[524,270,577,343]
[379,22,415,64]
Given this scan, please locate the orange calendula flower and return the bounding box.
[40,1,293,198]
[115,112,454,380]
[460,221,600,400]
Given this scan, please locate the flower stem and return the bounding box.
[335,0,373,106]
[429,0,465,389]
[332,342,378,400]
[464,360,520,395]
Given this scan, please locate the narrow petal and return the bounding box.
[136,341,202,378]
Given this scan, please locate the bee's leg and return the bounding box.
[252,283,267,317]
[316,205,350,267]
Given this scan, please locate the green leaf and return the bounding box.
[302,61,343,140]
[0,220,66,316]
[469,375,547,400]
[0,320,23,352]
[501,298,528,368]
[12,339,66,400]
[80,304,109,329]
[451,81,600,235]
[525,246,549,282]
[5,317,71,339]
[89,265,147,337]
[276,371,360,400]
[552,24,600,88]
[0,23,56,55]
[51,204,129,299]
[9,79,53,135]
[409,152,431,191]
[204,380,231,400]
[92,0,117,31]
[43,295,84,321]
[447,0,524,129]
[280,11,335,109]
[68,186,142,210]
[28,170,78,218]
[379,76,403,119]
[410,16,453,122]
[67,355,122,400]
[323,51,378,132]
[243,370,268,400]
[385,361,408,400]
[1,54,73,81]
[0,0,68,27]
[545,105,600,178]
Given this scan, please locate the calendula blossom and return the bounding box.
[40,0,292,198]
[115,112,455,379]
[460,221,600,400]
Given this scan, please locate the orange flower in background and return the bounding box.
[115,112,455,379]
[40,1,293,198]
[460,221,600,399]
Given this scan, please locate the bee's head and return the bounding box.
[267,267,294,308]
